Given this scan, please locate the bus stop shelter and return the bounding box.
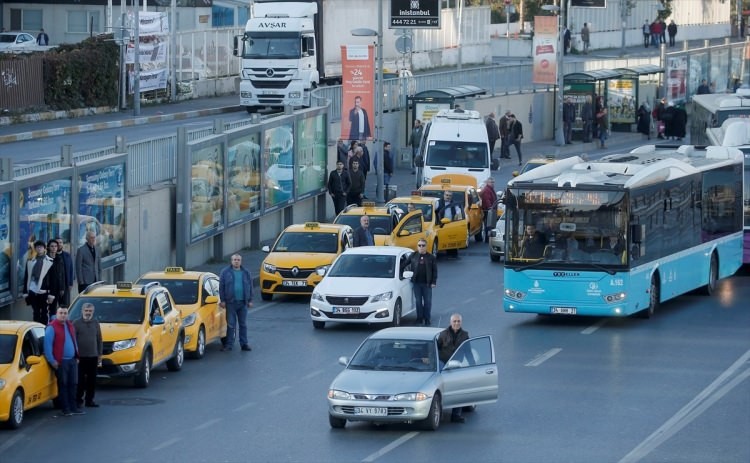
[563,70,622,139]
[612,64,665,131]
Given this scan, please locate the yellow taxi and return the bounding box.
[513,154,557,177]
[417,174,484,243]
[333,202,401,245]
[136,267,226,360]
[0,321,57,429]
[260,222,353,301]
[387,194,469,255]
[68,281,185,388]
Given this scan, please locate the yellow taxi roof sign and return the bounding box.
[410,190,422,196]
[304,222,320,229]
[362,201,377,207]
[116,282,133,290]
[165,267,184,273]
[430,173,477,188]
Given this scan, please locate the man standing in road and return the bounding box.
[352,215,375,247]
[76,231,101,293]
[408,239,437,326]
[408,119,423,174]
[480,177,497,243]
[562,97,576,144]
[45,307,84,417]
[485,112,500,156]
[74,302,102,408]
[219,254,253,352]
[437,313,469,422]
[327,160,350,216]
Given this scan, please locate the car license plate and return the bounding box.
[333,306,359,314]
[354,407,387,416]
[282,280,306,287]
[551,306,576,315]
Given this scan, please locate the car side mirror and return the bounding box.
[205,295,218,304]
[440,218,450,225]
[26,355,42,366]
[512,171,520,177]
[152,315,165,326]
[490,230,497,237]
[443,359,462,370]
[338,356,349,366]
[397,229,411,237]
[402,270,414,280]
[261,245,271,252]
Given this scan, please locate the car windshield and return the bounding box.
[419,190,466,211]
[425,141,488,168]
[69,298,145,324]
[0,334,17,364]
[328,254,396,278]
[388,202,433,222]
[137,279,198,305]
[348,339,436,372]
[272,232,338,253]
[334,214,392,235]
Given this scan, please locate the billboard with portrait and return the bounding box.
[0,189,11,304]
[189,139,225,243]
[262,123,295,211]
[17,178,73,294]
[78,163,127,268]
[295,112,328,200]
[226,131,262,227]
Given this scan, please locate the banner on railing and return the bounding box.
[125,40,168,65]
[129,69,169,93]
[341,45,375,142]
[532,16,558,85]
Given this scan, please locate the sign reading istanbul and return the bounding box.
[390,0,440,29]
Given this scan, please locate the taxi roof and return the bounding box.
[81,281,162,297]
[0,320,42,334]
[283,222,350,233]
[337,203,392,216]
[341,245,413,256]
[389,195,439,205]
[139,267,217,280]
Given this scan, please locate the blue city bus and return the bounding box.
[502,145,744,318]
[706,118,750,263]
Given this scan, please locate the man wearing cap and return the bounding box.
[23,240,56,324]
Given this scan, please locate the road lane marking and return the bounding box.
[233,401,256,412]
[465,297,476,304]
[619,349,750,463]
[269,385,291,396]
[303,369,324,380]
[152,437,182,451]
[581,320,607,335]
[0,413,47,453]
[249,302,277,314]
[361,431,420,462]
[480,289,494,295]
[194,418,222,430]
[525,348,562,367]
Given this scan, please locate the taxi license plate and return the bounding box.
[354,407,387,416]
[551,307,576,315]
[333,306,359,314]
[282,280,306,287]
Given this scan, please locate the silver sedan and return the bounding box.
[327,327,498,430]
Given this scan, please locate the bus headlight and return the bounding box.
[603,292,626,303]
[504,288,526,301]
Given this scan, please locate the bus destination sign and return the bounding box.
[390,0,440,29]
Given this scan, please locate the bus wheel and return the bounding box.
[702,253,718,296]
[640,275,660,319]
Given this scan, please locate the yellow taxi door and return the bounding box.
[467,189,484,235]
[21,328,57,406]
[147,297,166,363]
[436,217,469,250]
[205,277,226,340]
[390,210,427,250]
[156,292,181,363]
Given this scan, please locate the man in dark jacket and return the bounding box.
[352,215,375,247]
[55,237,75,307]
[485,113,500,154]
[336,139,349,167]
[45,239,67,318]
[23,240,56,324]
[407,239,437,326]
[74,302,103,408]
[219,254,253,352]
[327,160,350,215]
[667,20,678,47]
[347,159,366,207]
[562,97,576,144]
[437,313,469,422]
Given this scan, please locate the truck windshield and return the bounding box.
[243,33,300,59]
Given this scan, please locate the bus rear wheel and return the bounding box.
[702,253,718,296]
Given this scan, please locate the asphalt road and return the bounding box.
[1,254,748,463]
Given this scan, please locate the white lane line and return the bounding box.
[619,349,750,463]
[249,302,277,314]
[152,437,182,451]
[361,431,420,463]
[480,289,494,295]
[465,297,476,304]
[233,401,256,412]
[581,319,607,335]
[269,385,291,396]
[525,348,562,367]
[302,369,324,380]
[194,418,222,430]
[0,412,48,453]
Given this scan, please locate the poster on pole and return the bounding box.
[666,56,687,103]
[532,16,558,85]
[341,45,375,142]
[0,190,11,304]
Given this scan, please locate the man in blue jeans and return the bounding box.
[45,307,85,416]
[219,254,254,351]
[407,239,437,326]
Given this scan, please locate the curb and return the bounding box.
[0,105,243,144]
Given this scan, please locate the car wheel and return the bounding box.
[638,274,660,319]
[6,389,24,429]
[312,320,325,330]
[329,414,346,429]
[431,240,438,259]
[261,292,273,301]
[702,253,718,296]
[490,253,500,262]
[189,326,206,360]
[167,336,185,371]
[134,350,152,388]
[420,392,442,431]
[390,299,402,327]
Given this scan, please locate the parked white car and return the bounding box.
[310,246,415,329]
[0,32,37,52]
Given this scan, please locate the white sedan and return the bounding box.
[0,32,37,52]
[310,246,415,329]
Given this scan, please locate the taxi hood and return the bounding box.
[264,252,337,268]
[101,323,142,342]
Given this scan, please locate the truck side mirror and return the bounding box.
[233,36,240,57]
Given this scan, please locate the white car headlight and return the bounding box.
[263,262,276,273]
[328,389,354,400]
[312,292,325,302]
[392,392,428,401]
[371,291,393,302]
[113,338,137,352]
[182,312,197,327]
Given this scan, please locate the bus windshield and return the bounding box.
[243,33,300,59]
[504,188,628,267]
[424,141,488,168]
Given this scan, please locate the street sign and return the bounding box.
[390,0,440,29]
[395,35,413,54]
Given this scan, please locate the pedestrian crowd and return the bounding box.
[328,139,393,214]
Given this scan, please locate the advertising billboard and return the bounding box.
[78,163,127,268]
[0,190,11,304]
[532,16,558,85]
[227,132,262,227]
[341,45,375,142]
[189,139,225,243]
[295,112,328,200]
[262,123,295,211]
[607,79,636,124]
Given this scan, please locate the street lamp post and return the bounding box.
[350,0,384,204]
[542,4,565,146]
